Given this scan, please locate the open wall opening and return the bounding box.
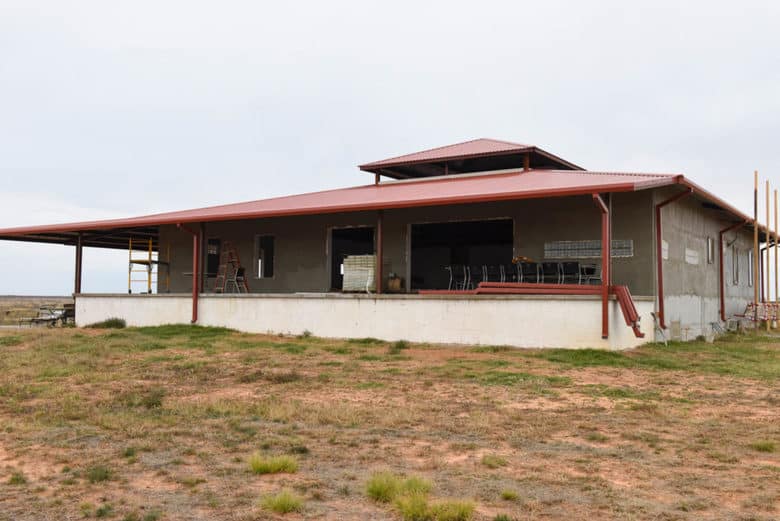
[330,227,374,290]
[410,219,513,289]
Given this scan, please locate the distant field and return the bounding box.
[0,296,72,326]
[0,327,778,520]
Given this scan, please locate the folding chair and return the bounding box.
[561,262,581,284]
[541,262,562,284]
[519,262,539,283]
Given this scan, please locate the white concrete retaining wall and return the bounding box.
[664,294,751,340]
[75,293,655,350]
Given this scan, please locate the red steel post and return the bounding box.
[177,223,200,324]
[592,194,610,339]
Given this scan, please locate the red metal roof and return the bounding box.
[0,170,679,238]
[359,138,584,172]
[360,138,533,167]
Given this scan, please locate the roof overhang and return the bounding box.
[0,170,767,248]
[0,226,160,250]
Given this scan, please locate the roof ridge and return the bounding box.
[483,137,531,148]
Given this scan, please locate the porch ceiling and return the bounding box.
[0,226,159,250]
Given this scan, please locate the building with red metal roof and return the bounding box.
[0,139,765,348]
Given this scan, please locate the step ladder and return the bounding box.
[213,241,250,293]
[128,238,170,294]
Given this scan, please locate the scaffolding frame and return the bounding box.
[128,238,170,294]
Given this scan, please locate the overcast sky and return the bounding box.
[1,1,779,295]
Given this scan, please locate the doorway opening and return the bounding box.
[330,227,375,290]
[410,219,513,289]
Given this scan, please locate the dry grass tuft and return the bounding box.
[260,489,304,514]
[248,453,299,474]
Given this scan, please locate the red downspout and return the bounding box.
[592,194,610,339]
[655,188,693,329]
[719,221,746,321]
[177,223,200,324]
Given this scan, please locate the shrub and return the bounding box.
[126,511,162,521]
[493,515,516,521]
[429,500,475,521]
[585,432,608,442]
[265,370,302,384]
[394,494,475,521]
[395,492,430,521]
[261,489,304,514]
[86,465,112,483]
[388,340,410,355]
[122,446,137,458]
[248,454,298,474]
[366,472,402,503]
[8,472,27,485]
[500,490,518,501]
[87,318,126,329]
[95,504,114,518]
[403,476,432,495]
[140,388,165,409]
[481,454,507,469]
[749,441,776,453]
[366,472,432,503]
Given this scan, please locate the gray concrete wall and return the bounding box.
[159,192,655,296]
[654,188,754,339]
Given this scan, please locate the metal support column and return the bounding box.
[592,193,610,339]
[74,232,83,294]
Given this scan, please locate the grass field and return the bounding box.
[0,326,778,520]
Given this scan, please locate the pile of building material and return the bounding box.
[342,255,376,292]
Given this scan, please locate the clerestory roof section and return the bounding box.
[359,138,585,179]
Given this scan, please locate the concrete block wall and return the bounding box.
[654,188,754,339]
[158,192,656,297]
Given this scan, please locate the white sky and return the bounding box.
[1,0,779,295]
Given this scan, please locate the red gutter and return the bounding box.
[176,223,200,324]
[719,221,747,321]
[655,188,693,329]
[592,193,610,339]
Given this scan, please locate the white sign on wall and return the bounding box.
[661,240,669,260]
[685,248,700,265]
